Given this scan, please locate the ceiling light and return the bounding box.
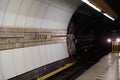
[81,0,101,12]
[103,13,115,21]
[107,38,112,43]
[116,38,120,42]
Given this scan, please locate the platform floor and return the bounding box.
[75,53,120,80]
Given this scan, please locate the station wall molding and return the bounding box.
[0,27,67,50]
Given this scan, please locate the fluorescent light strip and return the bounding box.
[103,13,115,21]
[81,0,101,12]
[82,0,115,21]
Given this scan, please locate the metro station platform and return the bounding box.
[75,53,120,80]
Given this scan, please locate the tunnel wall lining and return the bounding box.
[0,27,66,50]
[0,0,82,79]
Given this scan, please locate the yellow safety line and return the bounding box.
[37,62,75,80]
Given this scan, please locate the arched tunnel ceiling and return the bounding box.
[0,0,83,29]
[0,0,119,29]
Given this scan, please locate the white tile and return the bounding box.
[36,2,49,28]
[39,45,48,66]
[46,45,55,63]
[3,0,23,26]
[26,1,40,27]
[15,0,34,27]
[13,48,26,75]
[42,6,55,29]
[23,47,34,72]
[41,3,73,29]
[0,0,9,25]
[31,46,42,68]
[55,44,62,60]
[58,44,64,60]
[56,43,68,59]
[0,50,16,79]
[59,43,64,59]
[51,44,58,62]
[0,53,4,80]
[60,43,68,58]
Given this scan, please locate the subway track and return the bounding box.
[46,60,98,80]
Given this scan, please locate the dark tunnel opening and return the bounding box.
[67,3,120,63]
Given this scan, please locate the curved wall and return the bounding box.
[0,0,81,29]
[0,0,82,80]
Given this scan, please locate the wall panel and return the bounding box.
[0,50,16,79]
[39,45,48,66]
[15,0,34,27]
[0,0,9,26]
[31,46,42,69]
[26,1,41,28]
[23,47,34,72]
[13,48,26,75]
[0,0,82,79]
[34,1,48,28]
[3,0,23,26]
[0,54,4,80]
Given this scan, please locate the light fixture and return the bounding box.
[81,0,101,12]
[116,38,120,42]
[103,13,115,21]
[107,38,112,43]
[82,0,115,21]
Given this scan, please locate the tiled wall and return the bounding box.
[0,0,82,80]
[0,43,69,80]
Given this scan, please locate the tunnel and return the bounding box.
[67,3,119,63]
[0,0,120,80]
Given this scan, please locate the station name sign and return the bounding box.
[32,32,51,40]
